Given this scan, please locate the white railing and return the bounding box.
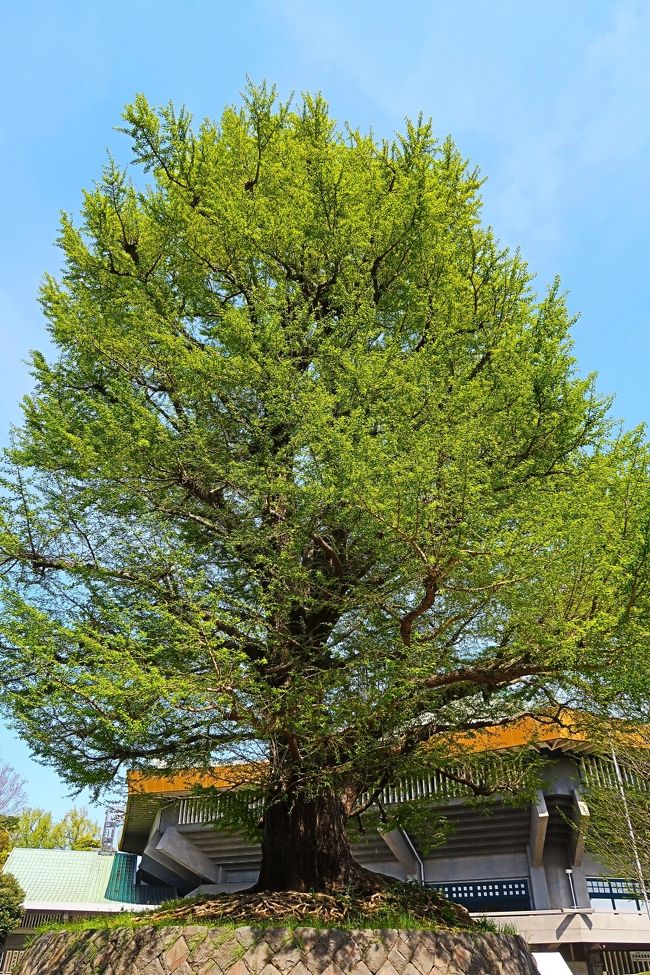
[178,794,263,827]
[178,797,212,825]
[600,949,650,975]
[0,949,24,973]
[580,754,648,791]
[362,756,536,808]
[176,774,466,826]
[19,911,64,930]
[176,765,515,826]
[365,770,466,806]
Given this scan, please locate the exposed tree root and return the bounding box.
[142,877,474,930]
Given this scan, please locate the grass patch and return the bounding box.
[26,885,520,940]
[30,911,446,937]
[30,911,213,940]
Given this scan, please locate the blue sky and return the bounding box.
[1,0,649,820]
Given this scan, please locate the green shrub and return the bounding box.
[0,872,24,945]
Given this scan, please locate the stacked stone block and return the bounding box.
[14,925,539,975]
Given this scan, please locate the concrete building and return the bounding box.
[0,848,175,973]
[119,719,650,975]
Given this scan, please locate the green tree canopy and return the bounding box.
[1,84,649,890]
[0,873,24,946]
[58,808,102,851]
[0,818,18,869]
[6,807,100,853]
[7,809,59,850]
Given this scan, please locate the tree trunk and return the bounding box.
[255,786,359,892]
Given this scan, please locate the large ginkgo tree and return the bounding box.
[1,84,649,892]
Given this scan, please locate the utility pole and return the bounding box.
[611,748,650,922]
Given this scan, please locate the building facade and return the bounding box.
[0,848,175,973]
[119,722,650,975]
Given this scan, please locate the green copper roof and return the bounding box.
[2,848,172,907]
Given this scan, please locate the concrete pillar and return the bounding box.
[378,829,419,880]
[569,790,590,867]
[138,852,189,890]
[156,828,223,884]
[527,848,551,910]
[530,791,549,867]
[142,834,199,889]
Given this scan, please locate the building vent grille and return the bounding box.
[426,878,531,912]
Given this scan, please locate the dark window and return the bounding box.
[426,878,531,912]
[587,877,646,912]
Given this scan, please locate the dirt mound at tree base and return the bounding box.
[144,880,474,930]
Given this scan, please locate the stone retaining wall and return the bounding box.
[14,924,540,975]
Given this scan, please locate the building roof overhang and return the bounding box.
[120,711,609,853]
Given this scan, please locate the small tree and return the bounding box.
[8,807,100,852]
[59,808,101,851]
[9,809,63,849]
[1,85,650,892]
[0,873,24,947]
[583,750,650,890]
[0,818,18,868]
[0,765,26,817]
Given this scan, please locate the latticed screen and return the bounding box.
[587,877,645,911]
[426,879,531,912]
[20,911,63,929]
[0,949,24,973]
